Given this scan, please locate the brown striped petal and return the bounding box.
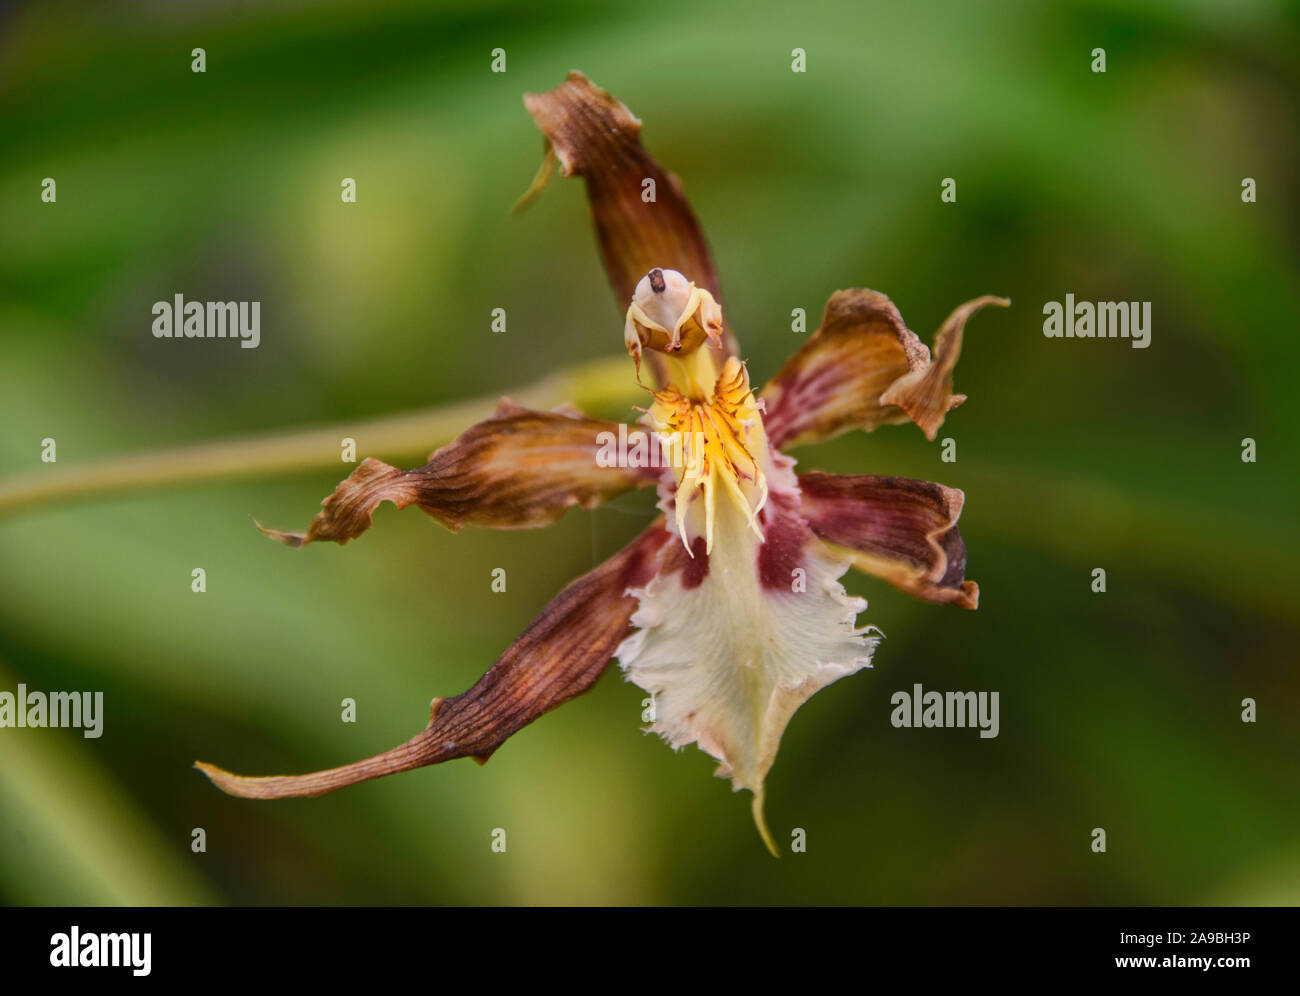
[797,471,979,609]
[257,399,657,548]
[519,72,738,373]
[761,290,1007,448]
[196,520,672,798]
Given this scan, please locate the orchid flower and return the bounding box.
[196,72,1007,855]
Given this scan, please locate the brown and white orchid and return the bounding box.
[196,72,1007,855]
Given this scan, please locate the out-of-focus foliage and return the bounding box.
[1,0,1297,904]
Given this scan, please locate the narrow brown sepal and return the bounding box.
[196,521,671,798]
[521,72,738,374]
[256,400,658,546]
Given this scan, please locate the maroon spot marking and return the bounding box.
[661,535,709,588]
[757,507,809,590]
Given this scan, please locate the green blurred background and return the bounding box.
[1,0,1297,905]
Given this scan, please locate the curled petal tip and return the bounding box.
[195,759,282,800]
[194,760,263,798]
[253,517,308,548]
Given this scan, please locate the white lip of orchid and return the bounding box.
[617,504,877,856]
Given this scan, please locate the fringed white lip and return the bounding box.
[616,474,880,857]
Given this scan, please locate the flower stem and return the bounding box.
[0,355,636,520]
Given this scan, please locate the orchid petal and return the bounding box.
[761,289,1007,448]
[520,71,738,378]
[257,399,657,547]
[798,471,978,609]
[196,521,671,798]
